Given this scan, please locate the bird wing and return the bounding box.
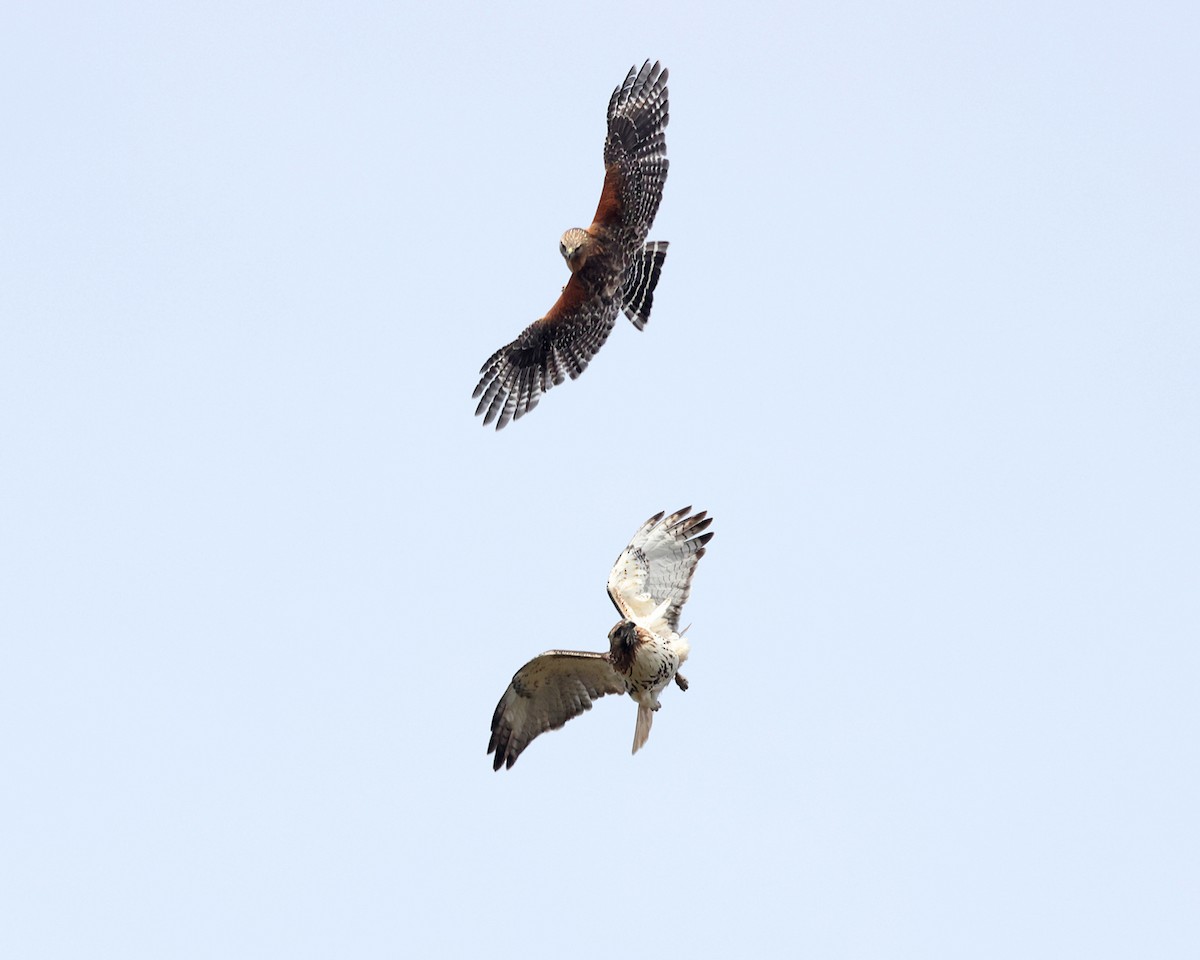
[607,507,713,634]
[488,651,627,770]
[473,275,619,430]
[591,60,669,248]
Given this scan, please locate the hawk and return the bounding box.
[473,60,671,429]
[488,507,713,770]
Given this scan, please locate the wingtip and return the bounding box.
[489,739,517,771]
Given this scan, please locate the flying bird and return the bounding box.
[488,507,712,770]
[473,61,671,429]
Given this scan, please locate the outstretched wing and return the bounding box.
[473,276,620,430]
[594,60,670,248]
[607,507,713,634]
[488,651,627,770]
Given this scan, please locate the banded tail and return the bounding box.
[620,241,668,331]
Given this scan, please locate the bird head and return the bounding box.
[607,620,640,650]
[559,228,591,269]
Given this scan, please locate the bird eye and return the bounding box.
[559,242,567,256]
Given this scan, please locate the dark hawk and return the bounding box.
[473,61,671,429]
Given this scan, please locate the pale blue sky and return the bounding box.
[2,1,1197,956]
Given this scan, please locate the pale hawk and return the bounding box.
[488,507,712,770]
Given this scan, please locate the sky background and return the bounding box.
[2,1,1197,956]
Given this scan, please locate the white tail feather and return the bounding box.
[632,704,654,754]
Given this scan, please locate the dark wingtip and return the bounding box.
[490,738,514,771]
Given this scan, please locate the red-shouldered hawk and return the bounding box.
[488,508,713,770]
[473,61,671,429]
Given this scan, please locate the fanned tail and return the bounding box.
[620,241,668,330]
[632,704,654,754]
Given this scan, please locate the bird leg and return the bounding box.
[674,672,689,692]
